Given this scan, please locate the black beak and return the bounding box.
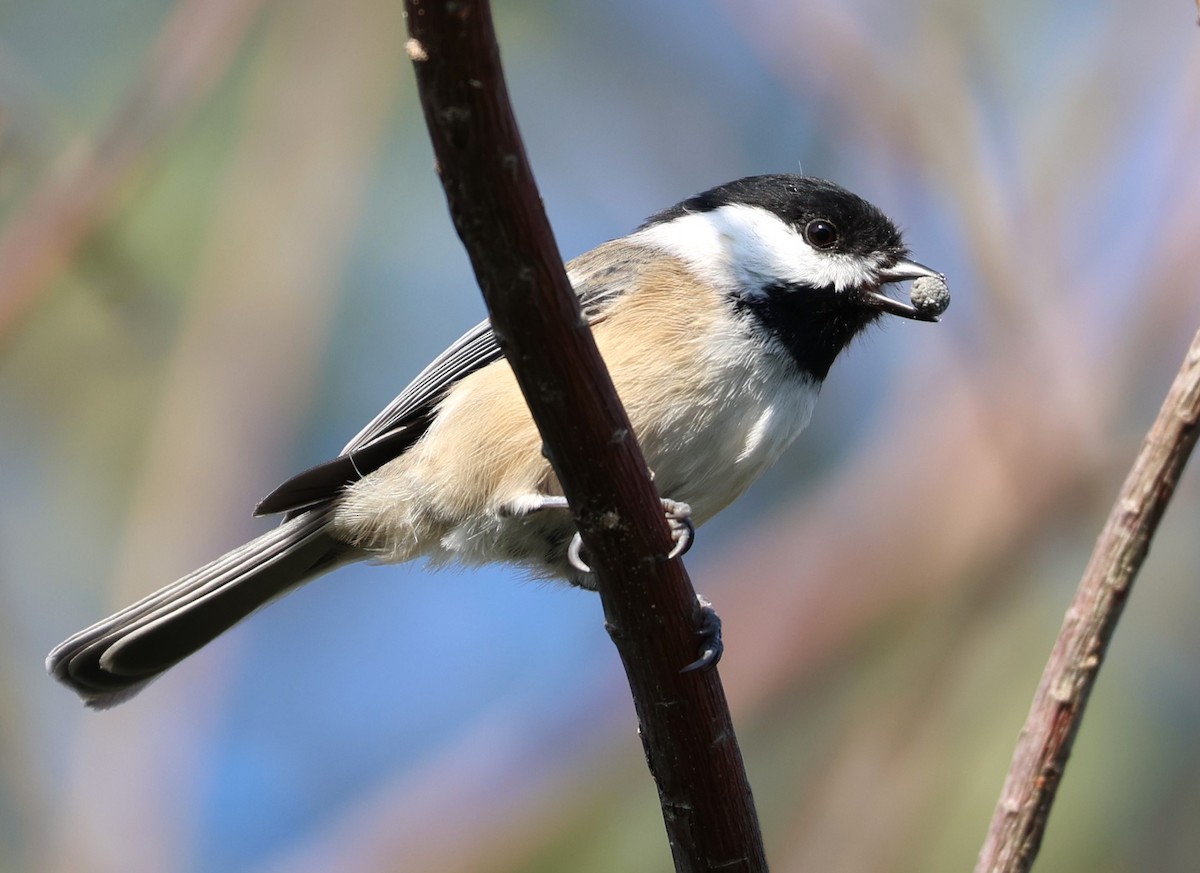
[865,258,945,322]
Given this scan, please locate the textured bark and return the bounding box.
[976,329,1200,873]
[403,2,768,870]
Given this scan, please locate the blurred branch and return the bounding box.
[402,1,766,870]
[44,2,402,870]
[975,327,1200,873]
[0,0,269,346]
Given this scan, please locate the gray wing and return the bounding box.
[255,319,503,515]
[254,239,647,517]
[343,318,502,453]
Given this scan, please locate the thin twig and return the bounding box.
[402,2,767,870]
[975,328,1200,873]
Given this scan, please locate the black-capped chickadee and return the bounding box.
[48,174,947,707]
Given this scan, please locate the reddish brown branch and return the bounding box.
[402,2,767,870]
[976,328,1200,873]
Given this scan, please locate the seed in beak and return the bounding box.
[910,274,951,319]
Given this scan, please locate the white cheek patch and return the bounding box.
[632,203,880,295]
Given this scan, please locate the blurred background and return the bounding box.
[2,1,1199,871]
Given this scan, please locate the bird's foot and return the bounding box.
[567,499,694,573]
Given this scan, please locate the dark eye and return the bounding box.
[804,219,839,249]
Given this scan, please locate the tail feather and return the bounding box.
[47,511,347,708]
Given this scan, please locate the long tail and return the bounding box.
[47,510,348,708]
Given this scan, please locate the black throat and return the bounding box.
[734,283,881,381]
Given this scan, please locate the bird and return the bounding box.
[47,173,947,707]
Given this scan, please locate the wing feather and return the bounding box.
[256,239,657,516]
[256,320,501,515]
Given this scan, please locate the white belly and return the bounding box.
[630,347,819,524]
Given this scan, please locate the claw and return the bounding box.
[667,515,695,560]
[567,531,592,574]
[661,499,694,561]
[567,498,693,576]
[681,595,723,672]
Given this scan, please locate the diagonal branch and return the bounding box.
[402,2,767,871]
[975,327,1200,873]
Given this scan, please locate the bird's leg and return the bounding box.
[499,494,571,516]
[507,494,715,670]
[502,493,693,572]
